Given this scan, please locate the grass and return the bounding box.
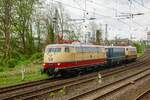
[0,64,48,87]
[137,52,143,57]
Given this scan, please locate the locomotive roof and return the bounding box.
[46,44,136,49]
[46,44,105,48]
[104,45,136,49]
[124,46,136,49]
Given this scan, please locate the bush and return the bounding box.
[7,59,18,68]
[11,50,22,60]
[30,53,43,61]
[0,68,4,72]
[0,51,43,68]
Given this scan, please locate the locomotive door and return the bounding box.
[74,46,83,66]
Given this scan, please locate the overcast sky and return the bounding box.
[48,0,150,40]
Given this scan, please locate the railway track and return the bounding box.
[23,65,150,100]
[69,67,150,100]
[0,50,150,100]
[135,89,150,100]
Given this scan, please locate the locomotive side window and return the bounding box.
[55,48,61,52]
[47,48,61,53]
[65,47,70,52]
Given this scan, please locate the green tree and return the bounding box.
[0,0,39,67]
[47,23,55,44]
[132,42,142,53]
[14,0,38,54]
[96,30,102,45]
[0,0,13,60]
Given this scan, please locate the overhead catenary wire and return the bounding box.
[48,0,134,39]
[86,0,125,15]
[50,0,129,22]
[74,0,144,27]
[132,0,150,12]
[47,0,148,32]
[49,0,112,18]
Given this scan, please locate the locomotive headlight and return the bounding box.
[43,63,48,68]
[57,63,61,66]
[43,63,45,66]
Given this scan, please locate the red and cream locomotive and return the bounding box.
[43,44,106,75]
